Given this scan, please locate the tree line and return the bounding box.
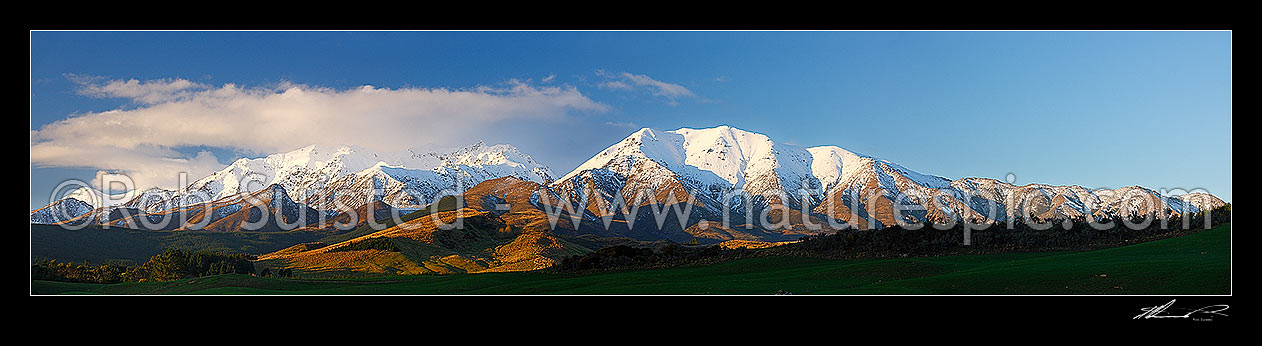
[557,204,1231,273]
[32,248,256,284]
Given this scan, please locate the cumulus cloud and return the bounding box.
[31,143,226,191]
[597,71,695,103]
[31,77,608,190]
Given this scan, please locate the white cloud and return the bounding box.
[621,73,693,98]
[70,75,209,104]
[599,80,632,90]
[31,77,608,190]
[31,144,226,191]
[604,121,639,129]
[597,71,695,104]
[542,74,556,83]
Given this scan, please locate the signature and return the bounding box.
[1134,299,1229,320]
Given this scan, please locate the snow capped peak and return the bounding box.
[554,125,962,211]
[559,125,790,185]
[806,145,863,158]
[30,198,93,224]
[631,127,659,140]
[438,142,534,167]
[265,144,398,174]
[673,124,759,139]
[555,125,819,208]
[59,186,141,209]
[806,145,870,191]
[671,125,784,187]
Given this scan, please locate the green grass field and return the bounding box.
[31,223,1231,295]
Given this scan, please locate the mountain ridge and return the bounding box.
[549,126,1226,233]
[33,126,1226,238]
[29,126,1229,276]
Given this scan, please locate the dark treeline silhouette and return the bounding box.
[559,243,728,272]
[779,207,1229,258]
[258,267,293,278]
[33,249,255,284]
[558,205,1231,273]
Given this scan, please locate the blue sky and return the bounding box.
[30,31,1232,209]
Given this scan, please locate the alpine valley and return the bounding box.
[30,126,1226,276]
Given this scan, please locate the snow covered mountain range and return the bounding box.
[547,126,1226,233]
[32,126,1226,236]
[32,142,554,227]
